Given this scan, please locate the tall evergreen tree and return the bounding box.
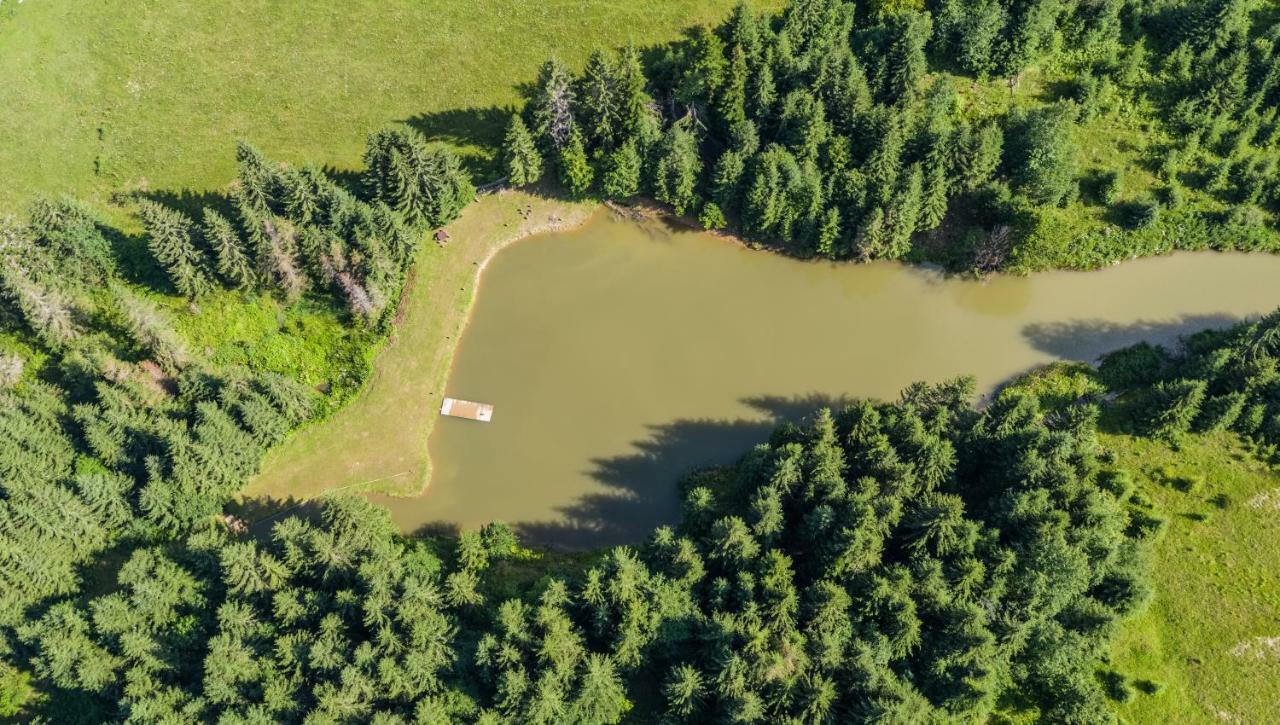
[579,50,624,151]
[602,139,643,200]
[137,201,214,299]
[201,208,255,288]
[502,115,544,187]
[362,127,475,228]
[531,59,577,152]
[652,120,703,215]
[558,128,594,197]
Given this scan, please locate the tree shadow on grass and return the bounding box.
[401,106,514,180]
[509,393,856,550]
[1020,314,1244,362]
[228,494,325,539]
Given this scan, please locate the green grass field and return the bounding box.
[0,0,776,214]
[1108,432,1280,723]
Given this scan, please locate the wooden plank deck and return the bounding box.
[440,397,494,422]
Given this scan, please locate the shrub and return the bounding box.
[698,202,727,231]
[1100,671,1136,703]
[1091,169,1120,205]
[1119,198,1160,229]
[1145,379,1207,442]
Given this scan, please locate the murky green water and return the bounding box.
[371,213,1280,546]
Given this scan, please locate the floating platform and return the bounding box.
[440,397,494,422]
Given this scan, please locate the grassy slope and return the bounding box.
[1108,432,1280,723]
[0,0,775,213]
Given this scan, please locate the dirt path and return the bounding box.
[245,190,598,502]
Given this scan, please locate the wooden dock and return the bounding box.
[440,397,494,422]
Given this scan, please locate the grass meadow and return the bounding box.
[0,0,775,215]
[1108,431,1280,723]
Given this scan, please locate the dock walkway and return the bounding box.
[440,397,494,422]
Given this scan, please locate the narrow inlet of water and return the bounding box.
[370,214,1280,547]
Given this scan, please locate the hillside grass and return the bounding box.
[0,0,777,214]
[1107,431,1280,723]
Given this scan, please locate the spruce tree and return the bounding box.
[558,128,594,197]
[919,158,949,232]
[137,200,214,299]
[617,43,660,151]
[234,140,281,211]
[885,11,932,103]
[601,139,642,200]
[579,50,623,151]
[652,120,702,215]
[201,208,255,288]
[1005,104,1079,206]
[362,126,475,228]
[502,115,543,187]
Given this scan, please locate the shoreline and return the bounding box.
[245,189,599,503]
[247,193,1278,508]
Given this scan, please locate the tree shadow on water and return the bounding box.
[1021,314,1244,361]
[511,393,857,550]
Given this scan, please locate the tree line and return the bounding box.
[1103,309,1280,451]
[7,374,1162,721]
[141,131,473,324]
[501,0,1280,269]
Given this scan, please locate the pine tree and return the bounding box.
[699,201,728,231]
[579,50,623,151]
[855,206,889,259]
[677,25,727,110]
[558,128,594,197]
[652,120,702,215]
[601,139,642,200]
[919,158,949,232]
[115,288,190,372]
[235,140,281,211]
[0,267,79,347]
[362,126,475,227]
[954,0,1007,78]
[568,655,629,724]
[816,206,841,257]
[867,116,905,206]
[616,43,660,151]
[718,46,751,134]
[778,90,829,162]
[502,115,543,187]
[137,200,214,299]
[1005,104,1078,206]
[1000,0,1063,79]
[885,11,933,103]
[201,208,255,288]
[957,122,1004,191]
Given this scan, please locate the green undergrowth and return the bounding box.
[168,290,379,417]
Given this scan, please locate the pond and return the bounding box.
[370,213,1280,547]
